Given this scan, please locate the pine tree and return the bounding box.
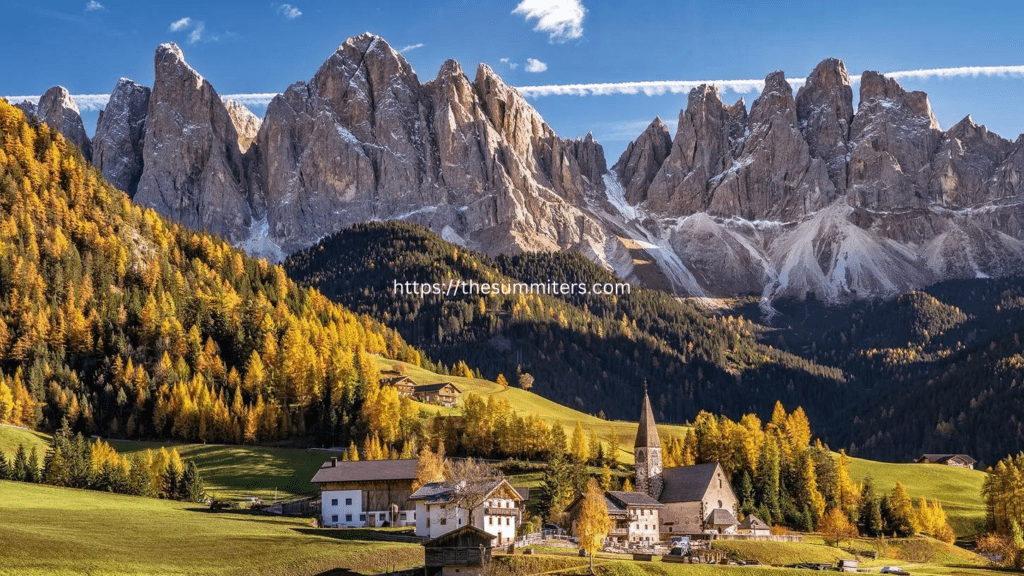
[179,460,205,502]
[569,422,588,464]
[12,444,28,481]
[26,446,40,483]
[599,464,612,491]
[0,451,8,480]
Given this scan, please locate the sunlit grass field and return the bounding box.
[0,480,420,576]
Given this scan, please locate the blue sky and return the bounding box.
[2,0,1023,158]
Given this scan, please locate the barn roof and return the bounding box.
[310,458,418,484]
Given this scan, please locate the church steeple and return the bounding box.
[634,387,661,450]
[634,388,663,500]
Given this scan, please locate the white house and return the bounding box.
[311,458,419,528]
[565,490,664,546]
[409,478,523,545]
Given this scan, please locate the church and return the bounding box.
[634,391,740,537]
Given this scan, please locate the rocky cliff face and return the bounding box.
[608,59,1024,304]
[92,79,150,196]
[134,43,254,243]
[63,38,1024,305]
[252,34,607,257]
[37,86,92,161]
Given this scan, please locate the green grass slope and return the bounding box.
[847,457,987,535]
[380,358,690,466]
[0,480,421,576]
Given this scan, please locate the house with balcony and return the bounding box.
[565,490,664,546]
[409,478,523,545]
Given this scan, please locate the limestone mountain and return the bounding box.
[608,59,1024,303]
[14,38,1024,305]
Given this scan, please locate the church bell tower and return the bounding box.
[634,387,663,500]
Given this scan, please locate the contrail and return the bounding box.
[516,65,1024,98]
[6,65,1024,109]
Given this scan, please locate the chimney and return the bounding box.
[331,457,338,467]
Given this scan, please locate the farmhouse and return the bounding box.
[409,478,523,545]
[412,382,461,407]
[380,375,417,397]
[916,454,976,469]
[565,490,663,545]
[310,458,418,528]
[634,391,740,537]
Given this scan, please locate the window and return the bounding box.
[489,517,494,525]
[506,517,510,525]
[380,513,386,520]
[440,518,447,525]
[345,498,352,506]
[359,514,366,521]
[331,515,338,523]
[427,518,431,527]
[346,514,352,522]
[331,499,338,506]
[719,478,723,489]
[400,513,406,520]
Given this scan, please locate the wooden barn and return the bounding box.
[311,458,419,528]
[423,525,495,576]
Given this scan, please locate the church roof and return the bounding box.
[658,463,722,503]
[634,392,660,449]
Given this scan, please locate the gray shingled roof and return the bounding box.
[658,463,721,503]
[310,459,418,484]
[409,479,514,504]
[739,514,768,529]
[634,392,660,449]
[707,508,738,526]
[607,491,664,508]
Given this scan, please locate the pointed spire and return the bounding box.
[634,388,660,449]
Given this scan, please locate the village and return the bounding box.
[289,378,981,576]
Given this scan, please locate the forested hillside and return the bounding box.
[285,222,846,428]
[0,99,418,448]
[286,221,1024,465]
[738,281,1024,464]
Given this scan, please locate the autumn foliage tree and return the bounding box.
[574,478,611,574]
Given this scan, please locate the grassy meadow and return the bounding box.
[847,457,988,535]
[376,357,691,466]
[0,480,421,576]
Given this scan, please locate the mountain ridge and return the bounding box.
[12,34,1024,305]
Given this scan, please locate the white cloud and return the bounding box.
[278,4,302,19]
[400,43,425,53]
[188,22,205,44]
[85,1,104,11]
[169,17,191,32]
[499,58,519,70]
[513,0,586,43]
[525,58,548,73]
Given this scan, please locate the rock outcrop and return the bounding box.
[608,59,1024,302]
[254,33,607,256]
[92,79,150,196]
[134,43,254,243]
[37,86,92,161]
[611,117,672,205]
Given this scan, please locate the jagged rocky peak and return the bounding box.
[612,116,673,205]
[134,41,253,243]
[37,86,92,161]
[14,100,36,118]
[709,69,836,220]
[933,115,1014,207]
[749,70,797,125]
[796,58,854,192]
[848,70,943,210]
[223,99,261,153]
[644,84,736,215]
[564,132,607,191]
[93,78,150,197]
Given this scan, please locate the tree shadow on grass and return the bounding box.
[184,507,314,528]
[314,570,361,576]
